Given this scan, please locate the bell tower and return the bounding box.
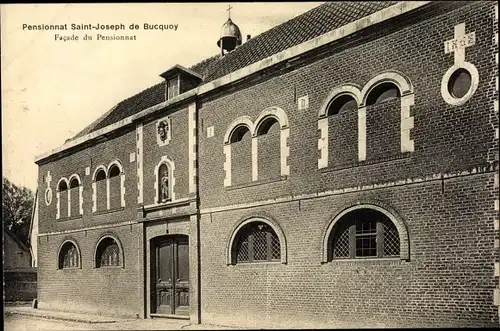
[217,5,242,56]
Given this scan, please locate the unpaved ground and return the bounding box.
[3,313,205,331]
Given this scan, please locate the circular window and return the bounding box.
[45,188,52,206]
[441,62,479,106]
[447,68,472,99]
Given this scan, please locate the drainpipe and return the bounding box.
[194,97,202,325]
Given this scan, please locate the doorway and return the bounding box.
[151,235,189,316]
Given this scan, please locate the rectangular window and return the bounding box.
[167,77,179,100]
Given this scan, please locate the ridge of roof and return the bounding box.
[71,2,397,141]
[39,1,433,160]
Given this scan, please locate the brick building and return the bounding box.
[34,1,499,328]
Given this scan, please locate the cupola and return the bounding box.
[217,5,242,55]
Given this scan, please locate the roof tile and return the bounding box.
[72,1,399,139]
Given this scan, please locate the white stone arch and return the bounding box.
[253,106,289,136]
[57,238,82,269]
[92,165,106,213]
[106,159,125,209]
[92,165,107,181]
[252,107,290,179]
[360,71,414,106]
[223,116,255,145]
[357,71,415,161]
[68,174,82,187]
[154,156,176,203]
[56,177,69,192]
[68,174,83,217]
[321,203,410,263]
[106,159,124,176]
[318,83,363,118]
[93,233,125,268]
[317,84,363,169]
[226,216,287,265]
[55,177,69,220]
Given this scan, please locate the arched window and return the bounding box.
[58,179,69,219]
[58,241,80,269]
[327,94,358,116]
[255,117,281,181]
[328,208,400,260]
[69,176,81,217]
[230,125,251,143]
[232,222,281,264]
[94,168,107,212]
[95,237,121,267]
[108,164,122,210]
[366,82,401,106]
[157,163,171,203]
[256,117,279,136]
[229,125,252,186]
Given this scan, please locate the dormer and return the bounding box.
[159,65,203,101]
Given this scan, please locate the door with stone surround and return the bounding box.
[151,235,189,316]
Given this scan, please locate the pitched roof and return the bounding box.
[4,226,30,252]
[71,1,399,140]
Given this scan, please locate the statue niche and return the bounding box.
[158,163,170,203]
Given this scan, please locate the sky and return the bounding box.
[1,2,324,192]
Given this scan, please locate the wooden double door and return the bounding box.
[151,235,189,316]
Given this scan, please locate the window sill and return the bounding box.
[93,207,125,216]
[320,153,412,174]
[228,261,283,266]
[58,267,81,271]
[226,176,288,191]
[57,215,82,222]
[321,257,404,264]
[95,265,123,269]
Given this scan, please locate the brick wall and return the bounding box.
[37,223,143,318]
[199,172,498,328]
[365,99,401,162]
[142,104,192,205]
[198,1,497,209]
[4,269,37,302]
[197,1,498,328]
[257,124,281,182]
[37,128,137,234]
[231,135,252,186]
[328,107,358,169]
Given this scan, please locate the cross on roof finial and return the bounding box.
[226,5,233,19]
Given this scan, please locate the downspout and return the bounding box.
[194,97,202,324]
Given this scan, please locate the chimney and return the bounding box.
[247,34,251,41]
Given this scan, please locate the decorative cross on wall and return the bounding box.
[444,23,476,65]
[46,171,52,187]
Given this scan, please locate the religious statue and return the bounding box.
[160,170,169,202]
[157,120,169,142]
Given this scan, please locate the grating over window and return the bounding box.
[234,221,280,263]
[383,220,400,256]
[59,242,79,269]
[96,237,121,267]
[333,225,350,258]
[330,208,400,260]
[237,237,249,262]
[252,230,269,261]
[271,234,281,260]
